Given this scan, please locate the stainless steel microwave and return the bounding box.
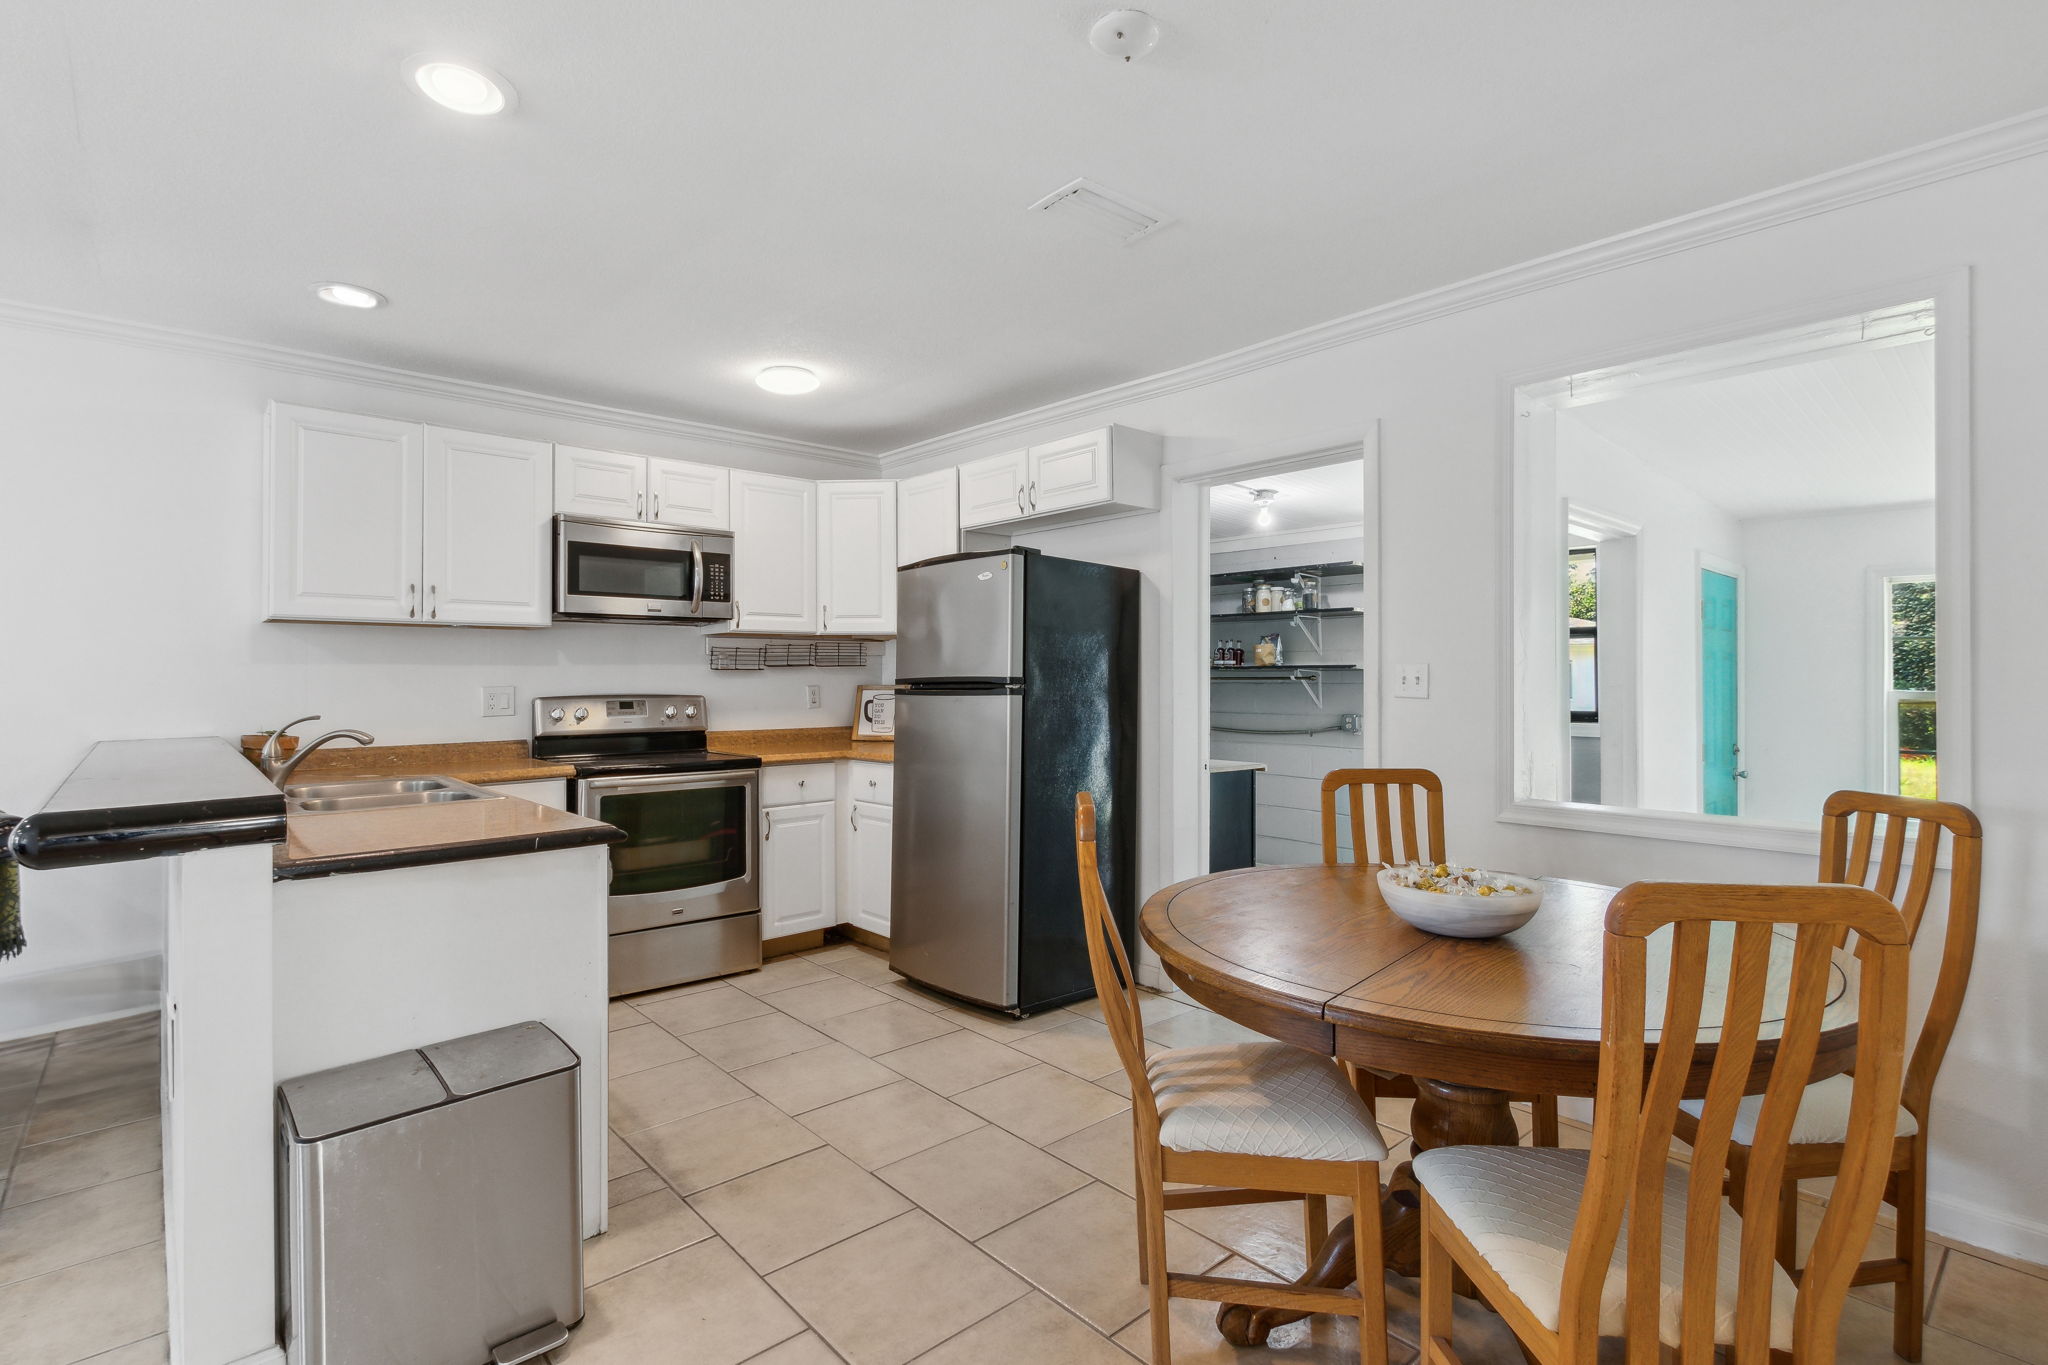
[553,515,735,623]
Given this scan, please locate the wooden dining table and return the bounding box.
[1138,861,1860,1348]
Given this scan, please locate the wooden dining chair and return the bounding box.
[1320,768,1561,1148]
[1674,791,1981,1361]
[1077,792,1391,1365]
[1415,881,1911,1364]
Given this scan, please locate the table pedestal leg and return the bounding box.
[1215,1077,1522,1347]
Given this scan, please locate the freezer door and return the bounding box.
[888,689,1022,1007]
[896,554,1025,682]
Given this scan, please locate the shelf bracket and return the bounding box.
[1290,670,1323,707]
[1286,612,1323,653]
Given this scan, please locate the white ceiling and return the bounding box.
[5,3,2045,454]
[1558,339,1934,520]
[1210,461,1364,541]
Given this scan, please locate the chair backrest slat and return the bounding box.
[1819,790,1983,1122]
[1321,768,1446,868]
[1074,793,1156,1126]
[1557,882,1910,1362]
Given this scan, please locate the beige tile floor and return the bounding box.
[7,955,2046,1365]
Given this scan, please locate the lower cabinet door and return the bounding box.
[846,800,893,937]
[761,800,835,938]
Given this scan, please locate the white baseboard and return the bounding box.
[1926,1190,2048,1268]
[224,1345,285,1365]
[0,954,161,1042]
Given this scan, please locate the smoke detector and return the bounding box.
[1028,177,1170,245]
[1089,10,1162,63]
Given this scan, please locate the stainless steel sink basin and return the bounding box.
[284,776,505,815]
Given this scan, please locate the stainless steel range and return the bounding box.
[534,694,762,996]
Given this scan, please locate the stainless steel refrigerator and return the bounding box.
[889,548,1139,1014]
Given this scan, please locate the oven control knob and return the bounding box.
[548,708,564,723]
[573,707,589,723]
[663,705,678,720]
[684,704,699,719]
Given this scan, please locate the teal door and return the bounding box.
[1701,569,1739,815]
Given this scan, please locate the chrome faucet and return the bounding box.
[259,715,375,787]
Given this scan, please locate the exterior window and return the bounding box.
[1568,549,1598,723]
[1883,576,1936,797]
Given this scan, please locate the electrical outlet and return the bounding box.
[479,685,516,717]
[1394,664,1430,699]
[803,684,821,710]
[1338,712,1362,733]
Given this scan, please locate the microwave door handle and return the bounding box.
[690,538,705,614]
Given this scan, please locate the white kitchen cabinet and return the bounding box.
[896,468,961,567]
[555,445,731,530]
[761,799,835,938]
[817,481,897,636]
[844,800,893,937]
[729,471,819,633]
[554,445,647,521]
[650,458,731,530]
[422,427,554,626]
[958,448,1031,528]
[266,404,425,623]
[955,426,1163,531]
[487,779,568,810]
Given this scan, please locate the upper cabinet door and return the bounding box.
[896,467,961,567]
[1026,430,1114,515]
[817,481,898,636]
[650,457,732,530]
[730,471,818,633]
[958,448,1030,528]
[266,403,425,623]
[422,427,555,627]
[555,445,648,521]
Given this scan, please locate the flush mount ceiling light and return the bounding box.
[1088,9,1162,62]
[312,282,386,309]
[402,54,515,115]
[1250,488,1279,527]
[756,365,820,396]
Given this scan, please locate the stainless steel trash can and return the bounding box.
[279,1021,583,1365]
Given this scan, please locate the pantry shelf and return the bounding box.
[1210,664,1359,708]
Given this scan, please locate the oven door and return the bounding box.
[555,516,735,622]
[579,769,758,931]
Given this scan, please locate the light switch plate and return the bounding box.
[479,685,517,717]
[1394,664,1430,699]
[803,684,821,710]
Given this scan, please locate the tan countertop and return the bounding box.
[274,792,619,880]
[709,727,894,765]
[284,740,577,786]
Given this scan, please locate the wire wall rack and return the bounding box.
[709,640,871,670]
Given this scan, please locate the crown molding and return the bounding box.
[879,105,2048,469]
[0,297,877,470]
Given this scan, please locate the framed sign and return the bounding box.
[854,685,895,738]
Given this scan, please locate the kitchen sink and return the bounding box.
[284,776,505,814]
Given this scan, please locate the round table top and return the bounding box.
[1139,863,1858,1097]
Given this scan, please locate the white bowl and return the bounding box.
[1376,867,1542,938]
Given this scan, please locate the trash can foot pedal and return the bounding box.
[492,1321,570,1365]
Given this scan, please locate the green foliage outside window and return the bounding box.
[1891,579,1936,756]
[1567,551,1597,622]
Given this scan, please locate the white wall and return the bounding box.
[888,148,2048,1261]
[1556,417,1742,813]
[0,323,887,984]
[1739,503,1936,822]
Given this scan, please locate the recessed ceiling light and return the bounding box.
[313,282,386,309]
[756,365,820,395]
[1088,9,1162,63]
[402,54,515,116]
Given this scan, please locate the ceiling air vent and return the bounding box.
[1027,178,1169,245]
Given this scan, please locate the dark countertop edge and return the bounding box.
[272,821,626,882]
[9,737,286,871]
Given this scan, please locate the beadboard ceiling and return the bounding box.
[1559,338,1934,520]
[1210,461,1365,542]
[4,3,2045,453]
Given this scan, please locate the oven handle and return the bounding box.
[690,538,706,615]
[578,769,757,798]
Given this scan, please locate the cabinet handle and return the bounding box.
[1016,486,1025,515]
[763,816,771,842]
[1028,481,1037,510]
[637,492,646,520]
[428,585,437,619]
[797,779,806,788]
[408,583,417,619]
[851,807,860,831]
[653,492,661,520]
